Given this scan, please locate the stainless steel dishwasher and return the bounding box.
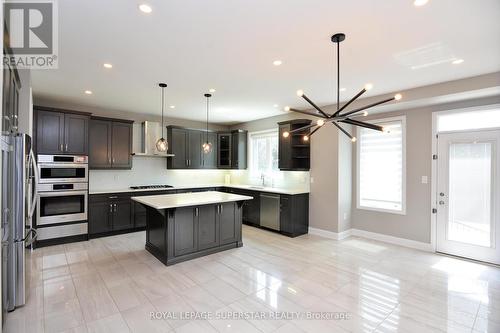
[260,193,280,231]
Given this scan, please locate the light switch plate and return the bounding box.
[310,177,314,183]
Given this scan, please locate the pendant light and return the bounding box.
[202,93,213,154]
[282,33,403,142]
[155,83,168,152]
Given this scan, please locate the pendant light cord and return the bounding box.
[161,86,165,138]
[337,41,340,111]
[206,96,209,143]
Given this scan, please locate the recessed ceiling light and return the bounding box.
[452,59,464,65]
[413,0,429,7]
[273,60,282,66]
[84,90,92,95]
[209,88,216,93]
[339,88,346,92]
[169,105,175,109]
[139,4,152,13]
[103,63,113,69]
[273,104,279,108]
[364,83,373,91]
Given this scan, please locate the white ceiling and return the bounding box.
[31,0,500,124]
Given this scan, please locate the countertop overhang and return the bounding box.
[131,191,253,210]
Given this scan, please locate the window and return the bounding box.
[249,129,279,177]
[357,116,406,214]
[437,106,500,132]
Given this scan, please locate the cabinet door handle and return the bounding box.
[112,158,115,164]
[109,204,113,213]
[65,143,68,151]
[195,207,199,216]
[60,143,63,151]
[108,196,118,199]
[220,204,223,213]
[114,203,117,212]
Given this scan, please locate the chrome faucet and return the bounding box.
[260,173,265,186]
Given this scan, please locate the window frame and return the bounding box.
[356,115,407,215]
[248,128,281,179]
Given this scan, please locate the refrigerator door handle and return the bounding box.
[15,228,37,245]
[28,149,39,219]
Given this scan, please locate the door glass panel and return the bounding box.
[448,142,492,247]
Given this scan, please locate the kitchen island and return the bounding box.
[132,191,252,265]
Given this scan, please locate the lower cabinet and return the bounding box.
[89,194,132,235]
[172,202,239,257]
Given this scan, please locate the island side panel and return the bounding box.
[145,207,168,264]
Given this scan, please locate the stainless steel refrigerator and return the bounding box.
[1,133,38,315]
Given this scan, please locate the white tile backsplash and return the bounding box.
[89,156,310,192]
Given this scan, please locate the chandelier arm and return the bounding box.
[307,126,321,138]
[340,96,395,118]
[331,121,355,140]
[300,94,331,118]
[340,118,383,132]
[289,123,316,134]
[332,88,367,117]
[289,108,328,119]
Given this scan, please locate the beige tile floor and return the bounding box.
[4,225,500,333]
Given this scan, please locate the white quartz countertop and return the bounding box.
[89,184,309,195]
[131,191,253,210]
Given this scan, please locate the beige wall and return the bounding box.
[351,95,500,243]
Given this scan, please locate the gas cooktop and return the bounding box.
[129,185,174,190]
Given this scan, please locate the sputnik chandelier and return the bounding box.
[282,33,402,142]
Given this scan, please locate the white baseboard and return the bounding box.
[308,227,433,252]
[351,229,433,252]
[308,227,352,240]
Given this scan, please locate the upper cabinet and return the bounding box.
[217,130,247,169]
[89,117,133,169]
[278,119,311,171]
[167,126,221,169]
[34,107,89,155]
[230,130,247,169]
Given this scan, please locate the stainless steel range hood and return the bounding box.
[132,121,174,157]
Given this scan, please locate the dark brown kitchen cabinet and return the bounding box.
[167,126,218,169]
[217,130,247,169]
[35,110,64,154]
[35,107,90,155]
[202,132,218,168]
[64,113,89,155]
[217,133,231,168]
[173,207,198,256]
[231,130,247,169]
[219,202,239,245]
[278,119,311,171]
[89,117,133,169]
[89,194,133,235]
[167,127,188,169]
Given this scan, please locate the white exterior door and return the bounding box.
[436,129,500,265]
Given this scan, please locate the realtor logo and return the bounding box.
[3,0,58,69]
